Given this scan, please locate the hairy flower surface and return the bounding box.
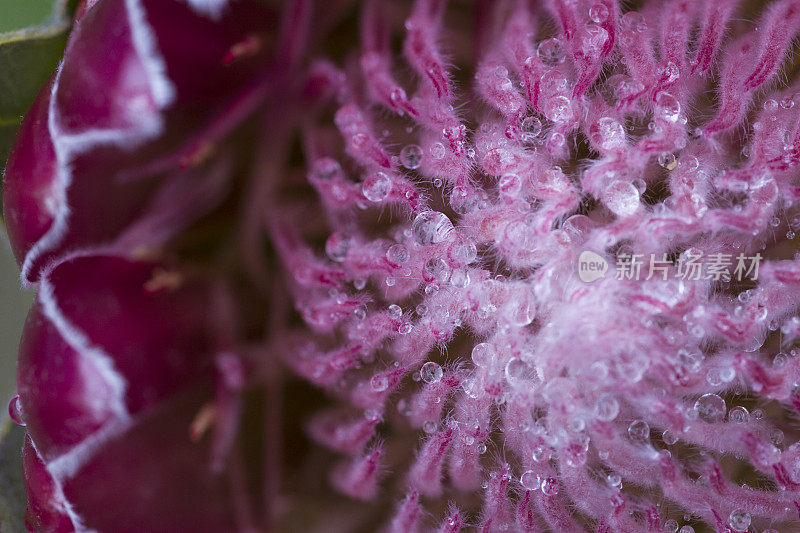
[273,0,800,531]
[7,0,800,532]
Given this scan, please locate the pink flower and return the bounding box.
[7,0,800,531]
[274,0,800,530]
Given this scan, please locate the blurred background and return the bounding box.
[0,0,54,33]
[0,241,31,408]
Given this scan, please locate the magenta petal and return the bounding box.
[61,390,236,533]
[21,436,75,533]
[17,298,120,460]
[17,256,215,461]
[2,80,58,268]
[3,0,274,284]
[46,255,215,414]
[18,255,229,529]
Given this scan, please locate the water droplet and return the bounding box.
[595,394,620,421]
[543,95,574,123]
[448,235,478,266]
[764,98,778,111]
[719,366,736,382]
[682,155,699,171]
[541,70,569,93]
[400,144,423,169]
[694,393,726,423]
[728,509,750,532]
[677,349,704,373]
[449,185,478,215]
[628,419,650,442]
[498,173,522,198]
[520,470,539,490]
[505,358,538,388]
[540,476,559,496]
[590,117,626,151]
[520,116,543,141]
[352,133,369,148]
[310,158,343,181]
[589,3,609,22]
[423,257,451,283]
[728,406,749,423]
[655,91,681,122]
[604,180,640,216]
[472,343,494,367]
[371,374,389,392]
[412,211,454,245]
[450,269,470,287]
[614,76,644,102]
[421,362,443,384]
[678,527,694,533]
[8,395,25,426]
[581,24,608,55]
[386,244,410,265]
[325,233,350,262]
[537,38,565,65]
[506,292,535,327]
[388,304,402,318]
[662,429,678,445]
[621,11,647,32]
[663,519,679,532]
[532,445,551,462]
[430,142,446,159]
[659,61,679,84]
[362,172,392,202]
[658,152,677,170]
[477,442,488,454]
[423,420,438,434]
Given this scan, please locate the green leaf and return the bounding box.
[0,420,26,533]
[0,0,70,164]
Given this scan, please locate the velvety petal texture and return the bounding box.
[3,0,273,284]
[17,255,224,531]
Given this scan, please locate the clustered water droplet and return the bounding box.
[371,373,389,392]
[536,38,565,65]
[540,476,559,496]
[412,211,454,245]
[362,171,392,202]
[595,394,619,421]
[628,419,650,443]
[400,144,423,169]
[728,509,750,532]
[420,361,443,384]
[694,393,726,423]
[728,406,750,424]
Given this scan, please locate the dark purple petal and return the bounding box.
[3,0,274,284]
